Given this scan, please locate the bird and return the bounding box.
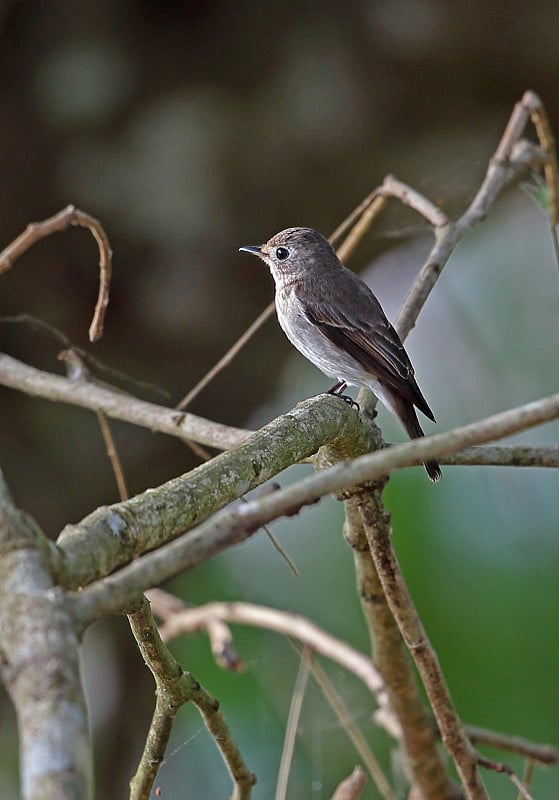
[239,227,441,482]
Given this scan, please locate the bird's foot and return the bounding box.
[325,380,359,411]
[340,394,359,411]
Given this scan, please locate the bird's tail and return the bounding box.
[384,390,442,482]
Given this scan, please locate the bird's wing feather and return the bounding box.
[297,279,435,421]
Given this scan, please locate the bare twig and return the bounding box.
[329,188,381,248]
[335,195,389,262]
[59,348,129,502]
[519,761,535,800]
[0,313,72,346]
[275,647,312,800]
[494,91,558,224]
[330,766,367,800]
[158,602,384,697]
[476,754,535,800]
[0,204,112,341]
[396,143,546,340]
[148,588,246,671]
[128,597,255,800]
[176,302,275,410]
[95,410,129,501]
[335,174,448,267]
[465,724,559,765]
[300,646,396,800]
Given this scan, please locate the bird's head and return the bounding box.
[239,227,339,283]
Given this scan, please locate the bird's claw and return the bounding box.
[340,394,360,411]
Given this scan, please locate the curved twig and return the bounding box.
[0,204,112,341]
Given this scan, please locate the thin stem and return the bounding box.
[275,648,312,800]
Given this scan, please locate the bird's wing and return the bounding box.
[297,283,435,421]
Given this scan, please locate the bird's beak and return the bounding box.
[239,244,263,257]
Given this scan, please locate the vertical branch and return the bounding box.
[275,648,312,800]
[356,494,488,800]
[128,597,255,800]
[0,471,91,800]
[344,490,455,800]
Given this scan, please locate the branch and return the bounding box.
[128,598,255,800]
[157,602,384,698]
[465,724,559,765]
[0,470,91,800]
[0,204,112,341]
[0,352,250,450]
[476,755,535,800]
[55,394,367,590]
[68,390,559,621]
[443,444,559,467]
[149,590,396,799]
[344,491,454,800]
[329,766,367,800]
[396,92,552,340]
[356,494,487,800]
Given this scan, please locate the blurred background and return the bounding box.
[1,1,559,797]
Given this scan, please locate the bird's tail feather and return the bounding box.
[383,389,442,482]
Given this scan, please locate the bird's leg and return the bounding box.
[326,380,359,411]
[327,379,347,395]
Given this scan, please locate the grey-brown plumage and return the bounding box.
[239,227,441,481]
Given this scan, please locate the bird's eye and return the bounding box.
[275,246,290,261]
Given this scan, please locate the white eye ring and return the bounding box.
[275,246,290,261]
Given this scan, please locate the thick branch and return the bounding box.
[55,394,369,589]
[344,494,454,800]
[68,390,559,621]
[0,471,90,800]
[356,495,487,800]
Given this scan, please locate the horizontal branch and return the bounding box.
[3,357,557,471]
[465,723,559,765]
[55,394,369,589]
[0,352,250,450]
[69,391,559,621]
[443,444,559,468]
[158,601,384,698]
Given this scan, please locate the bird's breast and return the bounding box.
[274,287,351,380]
